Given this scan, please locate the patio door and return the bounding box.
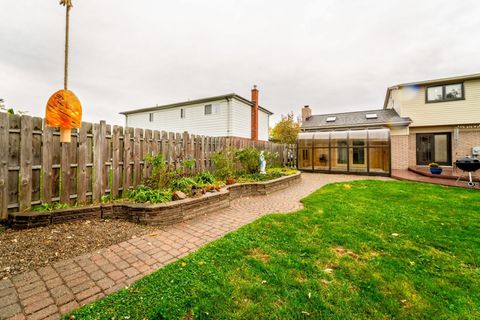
[416,133,451,165]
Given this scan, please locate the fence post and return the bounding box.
[19,116,33,211]
[0,113,8,219]
[93,121,106,202]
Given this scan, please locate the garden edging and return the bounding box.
[7,172,301,229]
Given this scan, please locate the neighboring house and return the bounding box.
[299,73,480,175]
[120,86,273,141]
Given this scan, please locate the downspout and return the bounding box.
[226,97,232,137]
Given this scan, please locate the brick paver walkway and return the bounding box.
[0,173,388,320]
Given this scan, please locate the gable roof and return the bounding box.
[383,72,480,108]
[301,108,411,130]
[120,93,273,115]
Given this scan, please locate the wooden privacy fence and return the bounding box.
[0,113,296,220]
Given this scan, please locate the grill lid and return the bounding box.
[456,156,480,163]
[455,157,480,172]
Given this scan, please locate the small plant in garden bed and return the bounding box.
[124,185,173,204]
[195,171,216,185]
[32,202,71,212]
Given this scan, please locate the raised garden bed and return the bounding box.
[7,172,301,229]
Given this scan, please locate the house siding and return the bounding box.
[386,79,480,127]
[230,99,252,139]
[406,125,480,167]
[125,99,230,136]
[258,110,270,141]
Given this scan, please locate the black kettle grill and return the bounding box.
[455,157,480,187]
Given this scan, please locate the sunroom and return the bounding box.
[297,128,390,176]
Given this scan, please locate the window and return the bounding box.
[352,140,365,164]
[326,116,336,122]
[336,140,348,164]
[204,104,212,115]
[426,83,464,103]
[180,108,185,119]
[149,113,154,122]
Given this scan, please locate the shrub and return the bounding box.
[125,185,172,204]
[236,148,260,174]
[144,153,169,189]
[170,177,198,194]
[264,151,281,168]
[212,148,236,179]
[195,171,216,185]
[181,159,196,172]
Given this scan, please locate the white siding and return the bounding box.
[125,99,229,136]
[258,110,270,141]
[386,79,480,127]
[230,99,252,139]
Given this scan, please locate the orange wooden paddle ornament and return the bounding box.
[45,0,82,143]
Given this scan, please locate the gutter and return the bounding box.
[301,120,412,131]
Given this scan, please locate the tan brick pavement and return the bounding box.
[0,173,388,320]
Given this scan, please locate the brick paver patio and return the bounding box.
[0,173,388,320]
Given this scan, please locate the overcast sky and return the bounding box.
[1,0,479,126]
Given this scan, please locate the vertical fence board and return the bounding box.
[31,118,42,204]
[93,121,106,202]
[41,126,54,204]
[143,129,152,181]
[200,136,205,171]
[77,122,88,204]
[104,125,112,194]
[8,115,21,211]
[112,126,121,198]
[19,116,33,211]
[123,128,132,193]
[0,113,8,219]
[60,141,72,204]
[133,128,142,186]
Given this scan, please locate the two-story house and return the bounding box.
[298,73,480,175]
[120,86,273,141]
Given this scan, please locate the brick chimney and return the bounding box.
[302,105,312,123]
[251,85,259,141]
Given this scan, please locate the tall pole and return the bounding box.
[62,0,72,90]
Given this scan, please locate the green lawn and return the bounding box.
[68,180,480,319]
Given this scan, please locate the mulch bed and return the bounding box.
[0,219,155,280]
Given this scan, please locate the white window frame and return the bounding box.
[180,108,186,119]
[149,113,154,122]
[204,104,213,115]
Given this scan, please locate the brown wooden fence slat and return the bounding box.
[133,128,142,186]
[31,118,43,204]
[111,125,121,198]
[123,128,132,193]
[93,121,106,202]
[60,140,72,204]
[41,126,54,204]
[19,115,33,211]
[0,113,8,219]
[144,129,152,181]
[77,122,88,204]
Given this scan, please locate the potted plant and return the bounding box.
[429,163,443,174]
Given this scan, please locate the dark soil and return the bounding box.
[0,219,154,279]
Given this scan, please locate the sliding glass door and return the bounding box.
[416,133,451,165]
